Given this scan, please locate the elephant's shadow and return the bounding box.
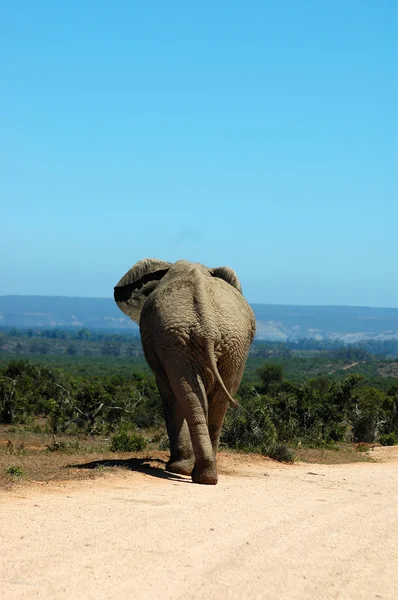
[67,457,191,482]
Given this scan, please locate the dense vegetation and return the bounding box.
[0,360,162,435]
[223,366,398,451]
[0,327,142,358]
[1,328,397,455]
[1,336,397,455]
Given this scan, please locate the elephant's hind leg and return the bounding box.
[166,364,218,485]
[155,376,194,476]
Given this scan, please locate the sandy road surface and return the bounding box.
[1,450,397,600]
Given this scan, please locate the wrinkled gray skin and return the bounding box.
[114,259,256,485]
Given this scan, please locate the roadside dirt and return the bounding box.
[1,449,397,600]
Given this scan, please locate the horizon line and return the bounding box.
[0,293,397,311]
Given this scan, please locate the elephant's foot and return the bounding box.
[166,458,195,476]
[191,460,218,485]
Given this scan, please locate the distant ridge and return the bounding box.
[0,295,397,343]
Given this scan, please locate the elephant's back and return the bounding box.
[210,277,255,331]
[209,278,256,359]
[140,271,255,348]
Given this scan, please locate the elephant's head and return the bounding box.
[114,258,243,324]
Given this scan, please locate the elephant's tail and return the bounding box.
[206,340,239,408]
[193,270,239,408]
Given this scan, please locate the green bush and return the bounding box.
[265,443,296,463]
[256,364,284,394]
[110,430,147,452]
[351,387,389,442]
[379,432,397,446]
[221,399,277,452]
[5,465,24,477]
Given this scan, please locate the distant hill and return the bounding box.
[251,304,398,342]
[0,295,397,343]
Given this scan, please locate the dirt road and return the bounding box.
[1,450,397,600]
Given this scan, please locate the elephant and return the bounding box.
[114,259,256,484]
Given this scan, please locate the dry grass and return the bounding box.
[0,425,373,490]
[0,424,166,490]
[295,445,373,464]
[0,445,171,491]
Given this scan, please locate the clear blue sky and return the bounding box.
[1,1,397,307]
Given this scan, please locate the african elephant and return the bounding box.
[114,259,256,484]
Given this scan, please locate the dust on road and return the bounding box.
[1,450,397,600]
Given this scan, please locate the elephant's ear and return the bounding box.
[210,267,242,293]
[114,259,172,323]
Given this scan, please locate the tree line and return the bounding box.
[1,327,398,359]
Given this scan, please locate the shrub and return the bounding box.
[110,430,147,452]
[351,387,388,442]
[379,432,397,446]
[221,400,277,452]
[265,443,296,463]
[5,465,24,477]
[256,364,284,394]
